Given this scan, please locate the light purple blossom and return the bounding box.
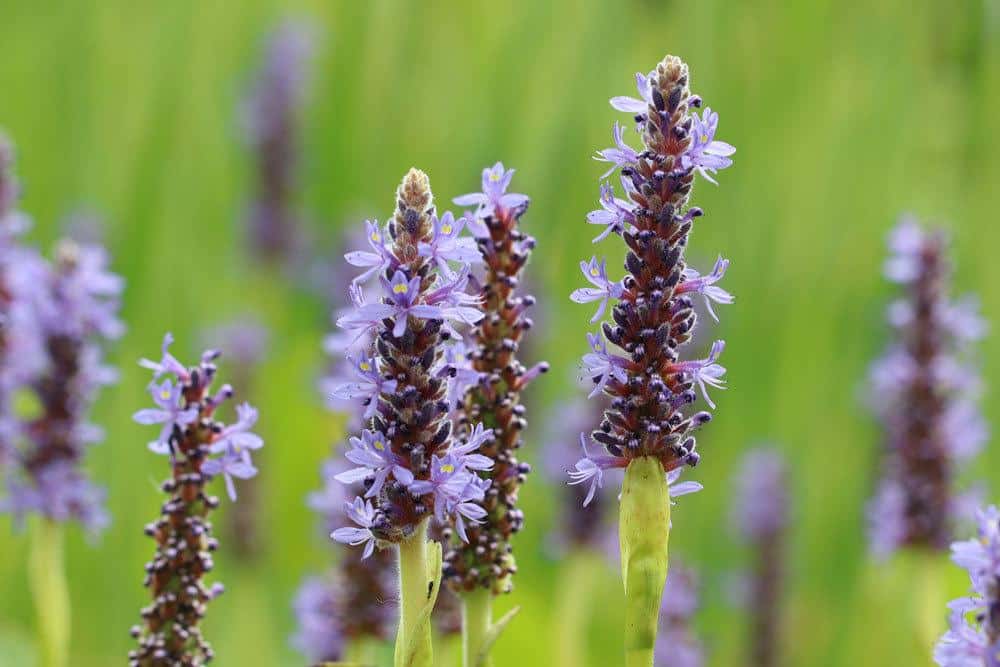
[139,332,190,381]
[407,453,488,541]
[581,332,629,398]
[132,379,199,453]
[677,256,734,321]
[291,575,345,663]
[334,429,414,498]
[609,71,655,114]
[732,448,789,541]
[594,121,640,179]
[453,161,529,218]
[571,256,624,323]
[330,355,398,419]
[417,212,481,278]
[568,433,626,507]
[345,219,394,284]
[670,340,727,408]
[443,340,483,408]
[423,266,484,331]
[382,270,445,338]
[587,182,635,242]
[335,283,393,339]
[202,446,258,501]
[680,108,735,185]
[655,563,705,667]
[331,497,379,559]
[209,402,264,455]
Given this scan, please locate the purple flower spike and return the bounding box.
[569,55,734,532]
[330,168,489,552]
[1,196,124,534]
[654,562,705,667]
[129,334,265,664]
[453,161,529,218]
[867,217,987,558]
[571,256,625,323]
[934,505,1000,665]
[680,108,735,184]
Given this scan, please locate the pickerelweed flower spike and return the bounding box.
[330,168,488,667]
[442,163,547,602]
[241,20,314,262]
[934,505,1000,665]
[732,448,790,667]
[129,334,264,666]
[867,217,988,559]
[570,55,734,667]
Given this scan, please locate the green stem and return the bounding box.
[28,519,69,667]
[619,457,671,667]
[461,588,494,667]
[344,636,377,665]
[554,552,598,667]
[396,518,434,667]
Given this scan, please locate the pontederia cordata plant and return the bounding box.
[0,135,124,667]
[129,334,264,665]
[442,163,548,665]
[567,54,734,666]
[867,218,987,558]
[331,168,491,667]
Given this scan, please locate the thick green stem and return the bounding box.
[462,588,494,667]
[619,457,671,667]
[28,519,69,667]
[344,636,378,665]
[396,518,434,667]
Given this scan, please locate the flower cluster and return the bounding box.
[241,20,314,261]
[867,218,987,558]
[654,562,704,667]
[331,168,489,551]
[568,54,734,500]
[441,163,548,595]
[292,460,395,664]
[934,505,1000,665]
[129,334,264,666]
[0,138,124,533]
[732,448,789,667]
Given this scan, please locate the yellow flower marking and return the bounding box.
[441,223,453,235]
[440,463,455,474]
[359,361,372,372]
[374,440,385,451]
[160,389,171,400]
[489,171,501,182]
[590,266,601,277]
[392,283,409,294]
[700,134,709,143]
[371,230,381,242]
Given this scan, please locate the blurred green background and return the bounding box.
[0,1,998,665]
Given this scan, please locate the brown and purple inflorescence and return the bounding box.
[129,335,264,666]
[241,20,314,262]
[441,163,548,594]
[568,55,734,500]
[332,169,488,549]
[867,218,987,558]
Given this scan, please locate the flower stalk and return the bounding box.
[568,54,733,666]
[28,519,69,667]
[620,457,671,667]
[461,588,493,667]
[395,518,438,667]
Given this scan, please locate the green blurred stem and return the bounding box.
[461,588,494,667]
[554,552,597,667]
[29,519,69,667]
[344,636,377,665]
[396,518,434,667]
[619,457,671,667]
[912,550,945,653]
